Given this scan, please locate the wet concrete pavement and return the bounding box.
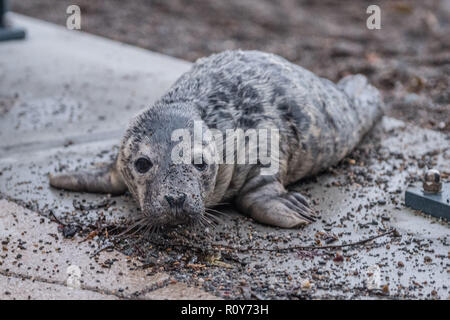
[0,14,449,299]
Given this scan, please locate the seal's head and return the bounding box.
[117,104,219,226]
[49,103,219,227]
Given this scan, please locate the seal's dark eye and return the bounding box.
[193,159,207,171]
[134,157,152,173]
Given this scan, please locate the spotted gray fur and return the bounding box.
[49,50,383,229]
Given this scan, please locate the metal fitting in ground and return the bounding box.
[423,169,442,193]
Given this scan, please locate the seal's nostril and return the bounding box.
[165,195,175,207]
[179,193,187,204]
[165,193,187,208]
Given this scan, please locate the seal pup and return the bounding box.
[49,50,382,228]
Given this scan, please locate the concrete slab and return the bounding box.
[0,14,190,156]
[0,200,169,298]
[0,14,448,300]
[0,274,118,300]
[144,282,221,300]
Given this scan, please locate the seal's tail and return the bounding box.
[337,74,384,134]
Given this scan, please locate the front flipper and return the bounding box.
[235,177,316,228]
[49,162,127,195]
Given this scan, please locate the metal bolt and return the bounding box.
[423,169,442,193]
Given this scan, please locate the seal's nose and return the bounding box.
[165,193,187,208]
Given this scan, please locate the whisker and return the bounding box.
[198,218,208,229]
[104,224,122,235]
[205,207,227,216]
[144,224,162,239]
[142,224,155,239]
[117,218,148,238]
[204,210,225,224]
[200,214,218,229]
[202,214,215,226]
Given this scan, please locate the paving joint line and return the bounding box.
[0,129,124,158]
[0,269,127,298]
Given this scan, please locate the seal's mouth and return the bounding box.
[122,207,221,237]
[141,207,203,227]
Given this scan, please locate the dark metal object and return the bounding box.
[423,169,442,193]
[0,0,26,41]
[405,182,450,220]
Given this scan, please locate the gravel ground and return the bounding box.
[11,0,450,132]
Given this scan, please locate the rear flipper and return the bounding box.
[49,162,127,195]
[338,74,384,131]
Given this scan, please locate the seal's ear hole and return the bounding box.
[49,163,127,195]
